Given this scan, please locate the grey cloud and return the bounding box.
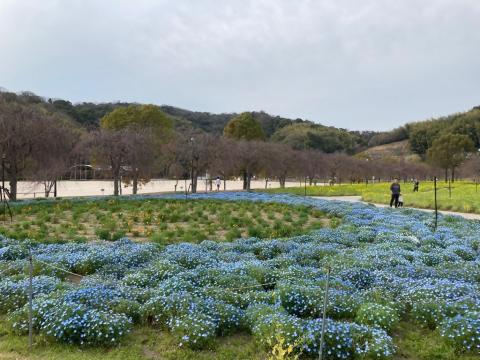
[0,0,479,130]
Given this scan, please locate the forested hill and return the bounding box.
[0,90,376,154]
[1,89,478,157]
[367,106,480,158]
[160,106,377,153]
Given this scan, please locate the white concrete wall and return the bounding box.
[14,179,302,199]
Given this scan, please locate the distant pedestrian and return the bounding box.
[215,176,221,191]
[397,193,404,207]
[390,178,401,208]
[413,179,419,192]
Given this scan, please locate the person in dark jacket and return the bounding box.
[413,179,419,192]
[390,179,401,208]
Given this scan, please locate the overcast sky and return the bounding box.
[1,0,479,131]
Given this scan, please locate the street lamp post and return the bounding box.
[365,158,369,186]
[1,154,5,213]
[190,137,195,194]
[434,177,438,231]
[1,153,5,192]
[1,153,13,221]
[477,149,480,193]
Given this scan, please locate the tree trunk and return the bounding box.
[113,172,120,196]
[445,168,448,182]
[190,169,195,193]
[9,173,17,201]
[54,180,57,198]
[132,174,138,195]
[246,172,251,191]
[113,178,119,196]
[45,180,57,198]
[242,170,247,190]
[191,169,197,193]
[279,176,286,188]
[451,167,455,183]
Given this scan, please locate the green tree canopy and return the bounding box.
[223,112,265,141]
[427,133,475,180]
[271,123,359,153]
[408,108,480,156]
[100,104,173,140]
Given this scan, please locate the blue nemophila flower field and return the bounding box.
[1,192,480,357]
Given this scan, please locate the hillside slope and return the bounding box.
[358,140,421,162]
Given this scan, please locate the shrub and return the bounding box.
[111,299,142,323]
[209,301,244,336]
[302,319,353,358]
[278,283,322,317]
[250,312,304,352]
[140,291,195,327]
[247,226,264,238]
[170,312,217,350]
[440,311,480,353]
[300,319,395,359]
[410,299,457,329]
[41,301,131,346]
[226,228,242,241]
[351,323,396,359]
[355,303,400,332]
[0,276,61,313]
[447,245,476,261]
[0,243,28,260]
[111,231,127,241]
[121,260,183,288]
[95,228,111,241]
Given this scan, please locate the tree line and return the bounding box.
[0,91,475,200]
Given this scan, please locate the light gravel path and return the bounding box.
[311,196,480,221]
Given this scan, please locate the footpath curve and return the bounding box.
[311,196,480,221]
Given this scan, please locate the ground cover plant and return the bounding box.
[0,198,330,245]
[269,180,480,214]
[1,192,480,359]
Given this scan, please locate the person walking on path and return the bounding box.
[413,179,419,192]
[390,179,401,208]
[215,176,221,191]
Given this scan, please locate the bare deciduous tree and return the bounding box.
[0,102,51,200]
[122,130,157,194]
[28,115,79,197]
[86,130,130,196]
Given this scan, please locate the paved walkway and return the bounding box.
[311,196,480,221]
